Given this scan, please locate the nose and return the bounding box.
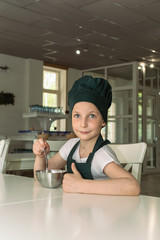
[80,117,87,128]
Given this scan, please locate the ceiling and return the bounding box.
[0,0,160,70]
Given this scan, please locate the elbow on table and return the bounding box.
[129,179,141,196]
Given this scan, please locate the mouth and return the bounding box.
[79,131,89,135]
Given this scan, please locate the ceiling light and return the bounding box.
[150,64,154,68]
[140,62,145,67]
[139,62,145,71]
[76,49,81,55]
[151,49,156,53]
[99,54,105,57]
[83,48,88,53]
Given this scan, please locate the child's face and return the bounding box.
[72,102,105,141]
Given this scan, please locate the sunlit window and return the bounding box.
[43,69,59,107]
[43,65,67,131]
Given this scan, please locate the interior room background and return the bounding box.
[0,53,82,137]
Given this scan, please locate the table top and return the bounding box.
[0,174,160,240]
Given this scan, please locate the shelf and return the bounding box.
[23,112,69,130]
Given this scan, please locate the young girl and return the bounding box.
[33,76,140,196]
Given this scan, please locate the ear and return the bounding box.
[102,120,106,127]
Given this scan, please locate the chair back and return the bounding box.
[1,139,34,173]
[0,139,11,173]
[108,142,147,183]
[47,140,67,157]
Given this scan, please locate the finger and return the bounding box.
[71,162,80,175]
[33,139,45,155]
[39,138,45,146]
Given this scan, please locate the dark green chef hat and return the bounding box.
[68,75,112,123]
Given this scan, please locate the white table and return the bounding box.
[0,174,160,240]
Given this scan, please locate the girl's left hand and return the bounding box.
[63,163,83,193]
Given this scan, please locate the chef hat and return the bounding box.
[68,75,112,123]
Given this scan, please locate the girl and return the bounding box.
[33,76,140,196]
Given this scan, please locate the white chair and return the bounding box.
[0,139,11,173]
[1,139,66,174]
[6,152,35,172]
[108,142,147,183]
[0,138,35,173]
[47,140,67,158]
[6,139,66,173]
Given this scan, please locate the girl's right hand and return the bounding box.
[33,138,50,157]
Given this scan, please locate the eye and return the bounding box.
[73,113,80,118]
[89,114,96,119]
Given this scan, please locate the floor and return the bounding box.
[140,173,160,197]
[7,170,160,198]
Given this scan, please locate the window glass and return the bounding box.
[42,66,67,131]
[138,91,143,116]
[107,65,132,87]
[43,71,58,90]
[43,93,57,107]
[146,95,156,116]
[107,117,132,143]
[146,146,156,168]
[110,90,132,116]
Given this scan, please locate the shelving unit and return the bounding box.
[23,112,69,131]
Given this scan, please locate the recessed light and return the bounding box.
[76,49,81,55]
[150,64,154,68]
[139,62,145,70]
[83,48,88,53]
[99,54,105,57]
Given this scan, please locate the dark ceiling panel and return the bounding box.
[0,0,160,69]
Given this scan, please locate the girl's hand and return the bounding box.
[33,138,50,157]
[63,163,83,193]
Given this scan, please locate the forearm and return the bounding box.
[33,155,46,179]
[74,177,140,196]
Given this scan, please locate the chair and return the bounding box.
[1,139,66,174]
[47,140,67,158]
[108,142,147,183]
[6,152,35,172]
[0,139,11,173]
[0,138,35,173]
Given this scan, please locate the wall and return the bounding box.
[0,53,81,137]
[0,54,43,137]
[66,68,82,131]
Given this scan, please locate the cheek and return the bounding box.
[92,119,105,129]
[72,118,78,127]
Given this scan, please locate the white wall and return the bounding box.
[67,68,82,92]
[0,53,81,137]
[66,68,82,131]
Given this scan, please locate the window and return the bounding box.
[43,65,67,131]
[43,68,59,107]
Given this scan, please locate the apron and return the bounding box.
[67,134,110,179]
